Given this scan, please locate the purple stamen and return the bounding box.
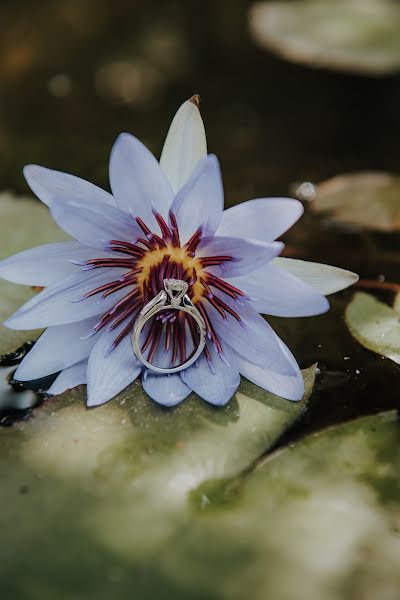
[79,213,245,369]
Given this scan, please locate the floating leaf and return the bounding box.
[0,192,68,353]
[345,292,400,364]
[188,411,400,600]
[309,172,400,232]
[0,366,316,598]
[249,0,400,76]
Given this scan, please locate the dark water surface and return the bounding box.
[1,0,400,435]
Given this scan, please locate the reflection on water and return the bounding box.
[0,0,400,433]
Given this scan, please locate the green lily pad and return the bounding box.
[0,365,316,599]
[183,411,400,600]
[250,0,400,76]
[0,192,68,353]
[345,292,400,364]
[310,172,400,232]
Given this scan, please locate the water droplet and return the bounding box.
[295,181,317,202]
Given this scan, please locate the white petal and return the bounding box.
[87,324,142,407]
[109,133,174,222]
[216,197,303,242]
[273,257,359,295]
[142,372,191,407]
[181,342,240,406]
[229,262,329,317]
[14,318,98,381]
[5,268,128,329]
[47,360,88,396]
[170,154,224,244]
[231,346,304,401]
[24,165,115,208]
[160,98,207,193]
[50,196,142,248]
[197,236,283,278]
[0,241,115,286]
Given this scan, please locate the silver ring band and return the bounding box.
[132,279,206,374]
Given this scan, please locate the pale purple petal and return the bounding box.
[142,372,191,407]
[14,318,98,381]
[47,360,88,396]
[140,327,192,406]
[87,323,142,407]
[181,342,239,406]
[24,165,115,208]
[229,262,329,317]
[5,267,129,330]
[109,133,174,223]
[0,241,119,286]
[50,197,142,249]
[216,197,303,242]
[197,236,283,278]
[207,297,300,376]
[170,154,224,244]
[231,345,304,401]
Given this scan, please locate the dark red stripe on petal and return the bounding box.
[169,211,181,247]
[149,233,167,248]
[111,316,137,349]
[84,279,125,299]
[108,240,145,257]
[200,256,233,267]
[147,321,163,364]
[206,273,245,298]
[208,294,241,321]
[165,320,172,353]
[85,258,137,268]
[185,227,202,253]
[107,301,141,331]
[137,237,156,251]
[136,217,152,236]
[154,212,173,240]
[200,276,213,298]
[177,315,186,364]
[102,282,138,299]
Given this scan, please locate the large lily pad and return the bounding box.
[310,172,400,232]
[184,411,400,600]
[345,292,400,364]
[5,399,398,599]
[249,0,400,76]
[0,366,315,599]
[0,192,68,353]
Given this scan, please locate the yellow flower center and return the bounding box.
[136,245,205,303]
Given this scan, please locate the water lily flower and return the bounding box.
[0,97,358,407]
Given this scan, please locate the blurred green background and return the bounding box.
[1,0,399,200]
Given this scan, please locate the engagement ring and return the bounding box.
[132,279,207,374]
